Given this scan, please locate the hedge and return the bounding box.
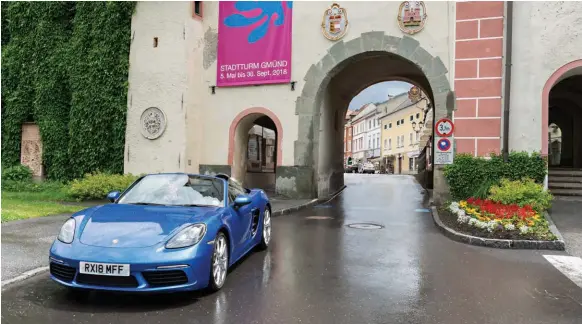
[68,172,139,201]
[1,2,135,181]
[444,152,547,200]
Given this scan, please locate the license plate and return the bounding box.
[79,261,130,276]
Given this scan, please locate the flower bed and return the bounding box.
[445,198,557,241]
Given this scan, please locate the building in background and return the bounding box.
[380,92,428,174]
[351,103,380,164]
[344,110,358,166]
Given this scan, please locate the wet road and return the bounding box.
[2,174,582,323]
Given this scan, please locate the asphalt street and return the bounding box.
[2,174,582,324]
[1,198,311,282]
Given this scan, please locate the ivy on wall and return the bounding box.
[68,2,135,178]
[1,1,135,180]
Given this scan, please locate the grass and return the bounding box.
[1,197,83,222]
[1,181,82,222]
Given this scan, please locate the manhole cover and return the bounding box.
[347,223,384,230]
[305,216,333,220]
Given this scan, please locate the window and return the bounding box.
[397,136,400,148]
[384,124,387,130]
[409,133,413,145]
[416,113,420,119]
[416,132,420,142]
[389,123,392,128]
[409,158,414,171]
[388,138,392,150]
[401,135,405,147]
[193,1,203,18]
[410,115,414,121]
[376,136,380,148]
[384,139,387,149]
[397,120,400,126]
[369,120,372,129]
[401,119,405,124]
[368,139,371,149]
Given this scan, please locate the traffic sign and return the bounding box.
[435,118,454,137]
[437,138,451,152]
[434,136,454,165]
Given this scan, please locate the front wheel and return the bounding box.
[257,207,271,250]
[208,232,229,292]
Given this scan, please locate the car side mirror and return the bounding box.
[107,191,121,203]
[233,195,252,207]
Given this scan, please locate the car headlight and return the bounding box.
[165,224,207,249]
[58,218,76,244]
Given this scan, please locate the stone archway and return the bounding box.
[288,32,454,201]
[228,107,283,192]
[541,59,582,156]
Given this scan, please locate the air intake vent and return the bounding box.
[143,270,188,287]
[50,263,76,282]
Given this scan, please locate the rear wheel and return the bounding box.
[257,207,271,250]
[208,232,229,292]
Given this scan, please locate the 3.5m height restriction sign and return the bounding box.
[435,118,454,137]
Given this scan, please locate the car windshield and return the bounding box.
[117,174,224,207]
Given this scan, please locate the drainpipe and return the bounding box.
[502,1,514,162]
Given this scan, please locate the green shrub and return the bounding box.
[2,164,33,182]
[488,178,553,212]
[444,152,547,200]
[2,179,65,192]
[68,172,139,201]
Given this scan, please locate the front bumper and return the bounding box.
[49,240,214,293]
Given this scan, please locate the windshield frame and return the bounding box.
[115,173,228,208]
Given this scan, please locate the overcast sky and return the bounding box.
[348,81,413,110]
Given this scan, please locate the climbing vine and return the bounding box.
[67,1,134,178]
[1,1,135,180]
[2,2,38,169]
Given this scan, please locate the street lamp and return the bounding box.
[411,121,424,134]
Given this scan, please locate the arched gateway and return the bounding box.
[279,32,454,201]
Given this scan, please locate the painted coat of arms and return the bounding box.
[397,1,427,35]
[321,3,348,41]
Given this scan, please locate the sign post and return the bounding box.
[434,118,454,165]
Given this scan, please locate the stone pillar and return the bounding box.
[20,123,44,179]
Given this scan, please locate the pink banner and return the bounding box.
[217,1,293,87]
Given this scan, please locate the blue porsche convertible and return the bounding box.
[49,173,272,293]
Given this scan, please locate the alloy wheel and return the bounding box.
[263,209,271,245]
[212,234,228,288]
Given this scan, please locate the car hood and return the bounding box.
[78,204,220,248]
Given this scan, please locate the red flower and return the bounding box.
[464,198,535,220]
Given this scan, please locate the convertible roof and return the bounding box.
[214,173,230,181]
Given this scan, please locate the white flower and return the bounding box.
[457,214,471,224]
[504,224,516,231]
[474,220,488,229]
[449,202,460,210]
[519,225,529,234]
[457,210,466,217]
[468,218,478,226]
[486,221,498,232]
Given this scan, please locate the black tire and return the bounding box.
[257,207,271,251]
[208,232,229,292]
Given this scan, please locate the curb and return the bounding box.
[431,206,566,250]
[271,185,347,217]
[1,266,49,291]
[1,186,348,290]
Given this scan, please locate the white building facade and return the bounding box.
[125,1,582,202]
